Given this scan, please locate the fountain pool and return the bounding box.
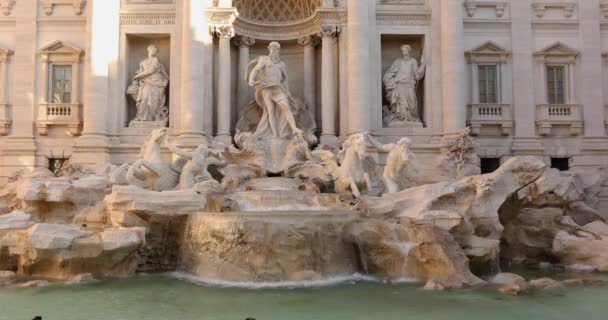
[1,274,608,320]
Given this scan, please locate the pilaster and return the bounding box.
[2,0,37,178]
[72,0,121,167]
[180,0,215,146]
[440,0,467,135]
[510,0,543,154]
[346,0,372,134]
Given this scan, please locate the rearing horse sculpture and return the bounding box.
[312,134,376,198]
[126,128,185,191]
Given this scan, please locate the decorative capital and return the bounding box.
[233,36,255,48]
[0,0,15,16]
[214,25,235,39]
[297,35,320,47]
[318,25,340,38]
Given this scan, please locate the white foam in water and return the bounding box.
[167,272,419,289]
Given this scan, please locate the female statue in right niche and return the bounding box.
[127,44,169,124]
[383,44,426,127]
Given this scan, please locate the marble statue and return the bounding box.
[126,45,169,125]
[246,42,301,139]
[383,45,425,127]
[233,41,317,174]
[312,134,377,198]
[368,136,414,194]
[126,128,185,191]
[166,138,226,190]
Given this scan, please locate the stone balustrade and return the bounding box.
[36,103,82,136]
[467,103,513,136]
[535,104,583,136]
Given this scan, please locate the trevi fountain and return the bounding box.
[2,1,608,319]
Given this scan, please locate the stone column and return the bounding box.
[235,36,255,116]
[440,0,467,135]
[510,0,542,154]
[214,26,235,145]
[73,0,120,166]
[298,36,319,117]
[346,0,371,134]
[319,26,339,145]
[180,0,214,145]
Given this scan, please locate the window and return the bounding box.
[478,65,497,104]
[480,158,501,174]
[546,66,565,105]
[551,158,569,171]
[48,157,69,175]
[51,65,72,104]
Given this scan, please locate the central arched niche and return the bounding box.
[234,0,321,23]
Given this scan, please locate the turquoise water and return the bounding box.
[2,274,608,320]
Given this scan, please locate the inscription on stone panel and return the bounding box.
[125,0,173,4]
[378,0,425,5]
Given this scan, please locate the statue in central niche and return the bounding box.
[246,41,303,140]
[233,41,317,174]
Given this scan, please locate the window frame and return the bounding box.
[50,64,73,104]
[477,64,498,104]
[546,64,567,105]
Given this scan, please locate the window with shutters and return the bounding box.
[478,65,497,104]
[51,65,72,104]
[546,66,565,105]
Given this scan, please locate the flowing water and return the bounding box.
[2,274,608,320]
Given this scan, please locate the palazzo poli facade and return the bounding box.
[0,0,607,193]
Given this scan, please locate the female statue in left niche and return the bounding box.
[127,44,169,123]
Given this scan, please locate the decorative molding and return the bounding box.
[39,41,84,63]
[36,104,83,136]
[318,25,340,37]
[534,41,578,63]
[465,41,510,63]
[233,0,320,23]
[0,0,14,16]
[464,1,507,18]
[0,47,12,62]
[532,2,576,19]
[233,36,256,48]
[124,0,173,3]
[536,104,583,136]
[467,104,513,136]
[602,1,608,19]
[214,25,235,38]
[41,0,87,16]
[37,17,87,28]
[297,35,320,47]
[119,12,175,25]
[463,20,511,30]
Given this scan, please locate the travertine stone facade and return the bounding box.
[0,0,606,189]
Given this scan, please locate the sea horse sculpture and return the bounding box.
[126,128,185,191]
[312,134,377,198]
